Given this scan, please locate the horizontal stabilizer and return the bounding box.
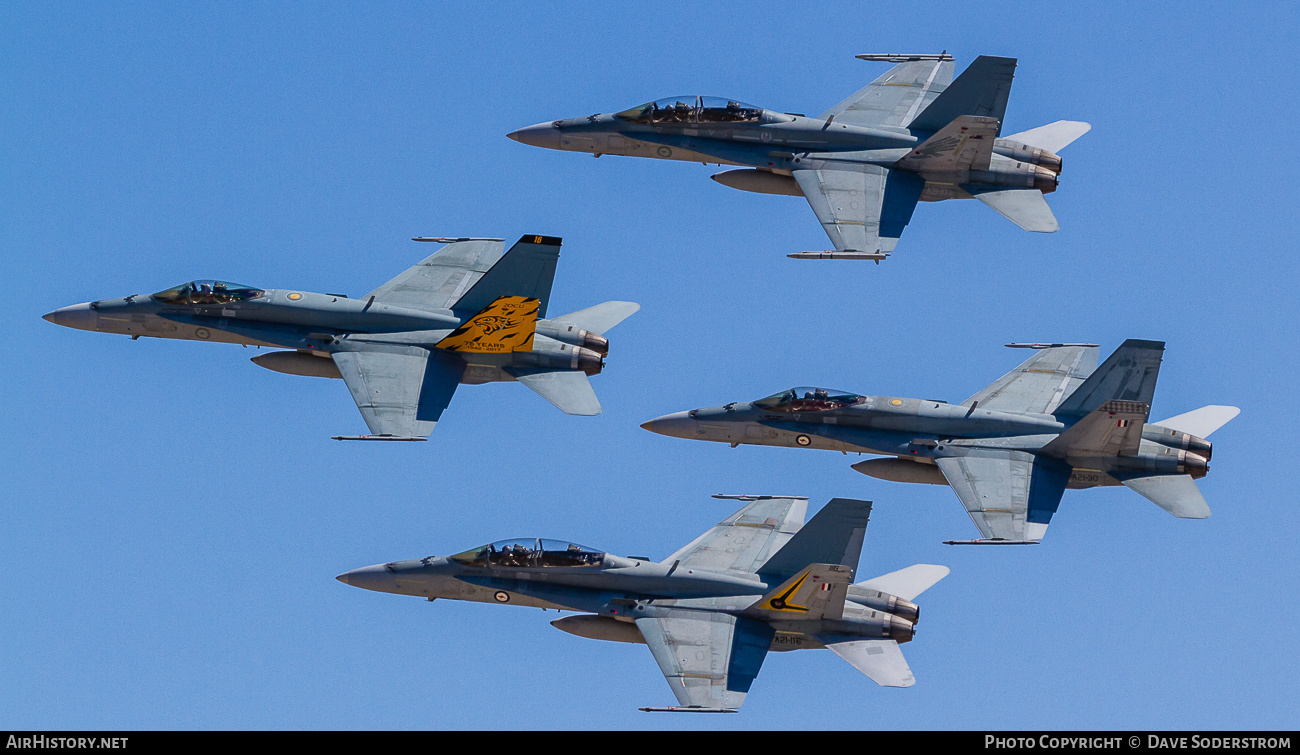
[1154,405,1240,438]
[855,564,950,602]
[819,638,915,687]
[1121,474,1211,519]
[967,187,1059,232]
[1002,120,1092,152]
[548,301,640,335]
[511,369,602,415]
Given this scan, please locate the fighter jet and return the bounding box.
[641,342,1239,544]
[338,494,948,712]
[43,235,639,440]
[509,53,1089,261]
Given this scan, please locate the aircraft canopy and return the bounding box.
[152,280,264,306]
[615,96,763,125]
[450,538,606,568]
[754,387,866,413]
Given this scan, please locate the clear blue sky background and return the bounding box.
[3,1,1297,731]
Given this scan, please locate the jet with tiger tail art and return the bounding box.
[509,53,1089,261]
[338,494,948,713]
[43,235,639,440]
[641,341,1239,544]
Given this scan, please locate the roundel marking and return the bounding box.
[890,399,903,406]
[194,328,210,340]
[287,292,303,301]
[796,434,812,446]
[493,591,510,603]
[656,146,672,157]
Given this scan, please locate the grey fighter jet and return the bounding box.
[43,236,638,440]
[642,342,1239,544]
[510,54,1089,261]
[338,494,948,712]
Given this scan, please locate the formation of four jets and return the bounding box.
[44,54,1235,713]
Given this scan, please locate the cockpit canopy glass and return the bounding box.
[614,96,763,125]
[450,538,606,569]
[754,386,866,413]
[151,280,264,306]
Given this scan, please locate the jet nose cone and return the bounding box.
[641,411,698,438]
[508,122,561,150]
[43,303,98,331]
[336,564,395,593]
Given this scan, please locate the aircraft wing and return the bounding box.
[960,345,1098,415]
[364,238,506,313]
[818,58,954,128]
[331,348,465,438]
[935,451,1071,542]
[635,614,774,712]
[662,496,808,573]
[792,166,925,255]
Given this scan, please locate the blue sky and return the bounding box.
[3,1,1297,730]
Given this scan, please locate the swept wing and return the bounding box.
[935,451,1071,542]
[662,496,808,573]
[818,58,954,129]
[365,238,506,313]
[365,235,561,317]
[636,614,774,712]
[791,166,925,256]
[331,348,464,439]
[960,345,1098,415]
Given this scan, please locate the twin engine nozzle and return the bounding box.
[521,321,612,376]
[992,138,1063,194]
[847,586,920,643]
[535,321,610,356]
[1143,426,1214,461]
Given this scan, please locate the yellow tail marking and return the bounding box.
[761,571,812,613]
[436,296,539,354]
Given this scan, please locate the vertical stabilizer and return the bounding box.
[451,235,561,318]
[905,56,1017,134]
[1053,339,1164,419]
[756,498,872,579]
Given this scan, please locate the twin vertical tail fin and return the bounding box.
[745,564,854,621]
[435,296,540,353]
[1054,340,1165,420]
[905,55,1017,134]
